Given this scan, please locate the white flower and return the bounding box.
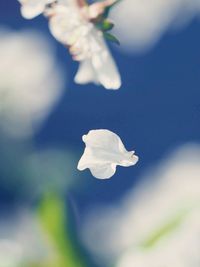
[18,0,55,19]
[77,129,138,179]
[0,210,52,267]
[0,29,63,138]
[0,239,23,267]
[111,0,200,53]
[48,2,121,89]
[81,144,200,267]
[117,208,200,267]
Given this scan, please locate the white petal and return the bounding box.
[21,4,45,19]
[74,59,99,85]
[77,129,138,179]
[82,129,133,158]
[77,147,117,179]
[77,147,94,171]
[18,0,53,19]
[90,163,117,179]
[90,31,121,90]
[57,0,78,7]
[49,5,82,45]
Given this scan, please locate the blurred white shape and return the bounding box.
[0,29,64,139]
[117,209,200,267]
[18,0,55,19]
[77,129,138,179]
[81,144,200,266]
[0,240,23,267]
[0,210,52,267]
[111,0,200,53]
[49,2,121,89]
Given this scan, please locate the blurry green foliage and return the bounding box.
[37,192,87,267]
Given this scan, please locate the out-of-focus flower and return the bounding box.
[0,240,23,267]
[81,144,200,266]
[77,129,138,179]
[111,0,200,53]
[18,0,55,19]
[48,0,121,89]
[0,29,64,138]
[0,210,52,267]
[117,208,200,267]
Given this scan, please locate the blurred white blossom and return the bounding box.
[111,0,200,53]
[0,210,52,267]
[117,212,200,267]
[18,0,55,19]
[81,144,200,266]
[48,1,121,89]
[0,240,23,267]
[77,129,138,179]
[0,29,64,138]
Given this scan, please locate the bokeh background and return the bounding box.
[0,0,200,267]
